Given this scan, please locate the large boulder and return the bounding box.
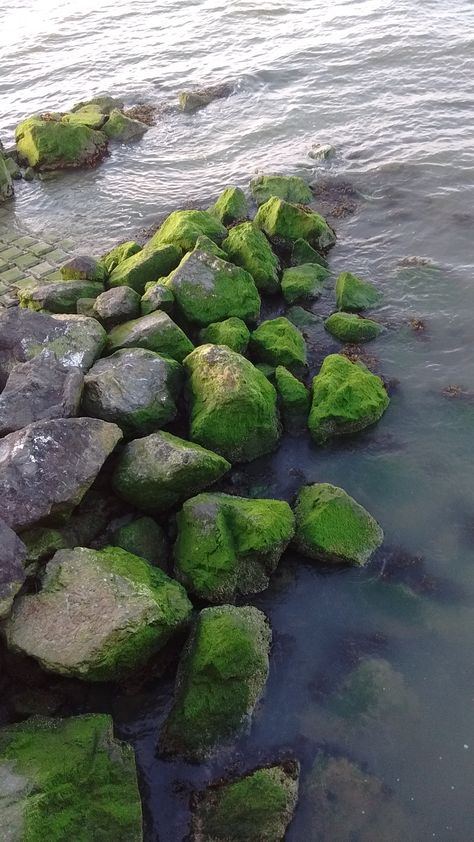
[108,243,181,294]
[281,263,329,304]
[112,430,230,512]
[250,173,313,206]
[160,605,271,759]
[148,209,227,252]
[0,519,26,619]
[292,483,384,566]
[174,493,295,602]
[0,714,143,842]
[308,354,389,443]
[208,186,248,225]
[184,344,281,463]
[222,222,280,294]
[107,310,194,363]
[19,279,104,314]
[92,286,141,326]
[0,418,122,531]
[82,348,183,436]
[163,250,261,327]
[290,237,328,268]
[5,546,192,680]
[199,317,250,354]
[250,317,307,370]
[254,197,336,252]
[0,351,83,435]
[15,116,108,171]
[335,271,383,311]
[324,311,382,342]
[190,761,300,842]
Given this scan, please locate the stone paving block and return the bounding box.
[0,230,22,244]
[30,260,54,277]
[57,238,76,250]
[43,269,63,281]
[13,252,41,270]
[13,235,37,248]
[0,245,22,260]
[0,257,7,270]
[45,247,68,263]
[29,241,55,257]
[0,266,26,284]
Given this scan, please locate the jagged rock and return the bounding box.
[325,311,382,342]
[101,240,141,274]
[107,310,194,362]
[148,209,227,252]
[250,173,313,206]
[103,109,148,140]
[112,517,168,568]
[60,255,107,283]
[0,519,26,619]
[178,83,233,113]
[250,317,307,370]
[209,186,248,225]
[19,279,104,313]
[335,271,383,312]
[281,262,329,304]
[108,243,181,294]
[140,282,175,316]
[222,222,280,294]
[255,197,336,252]
[15,116,108,171]
[92,286,141,326]
[199,317,250,353]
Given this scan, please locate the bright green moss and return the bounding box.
[112,517,168,567]
[254,197,336,252]
[148,209,227,252]
[275,365,310,424]
[101,241,142,275]
[250,174,313,206]
[15,116,108,170]
[335,271,383,311]
[325,312,382,342]
[193,234,228,260]
[199,317,250,353]
[61,106,106,130]
[209,186,249,225]
[107,310,193,362]
[251,317,307,370]
[291,238,328,268]
[222,222,280,294]
[108,243,181,294]
[281,263,329,304]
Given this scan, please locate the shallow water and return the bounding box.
[1,1,474,840]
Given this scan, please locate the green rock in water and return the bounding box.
[93,286,141,327]
[5,546,192,681]
[190,761,300,842]
[251,317,307,370]
[330,657,419,726]
[164,250,261,327]
[291,238,328,269]
[325,312,382,343]
[250,174,313,206]
[199,317,250,353]
[281,263,329,304]
[15,116,108,171]
[292,482,384,566]
[255,197,336,252]
[112,430,231,513]
[209,186,248,225]
[61,255,107,283]
[275,365,310,426]
[141,282,175,316]
[107,310,194,363]
[174,492,295,602]
[71,95,124,114]
[148,209,227,253]
[101,240,142,274]
[193,234,228,260]
[308,354,389,442]
[61,105,107,130]
[335,271,383,312]
[178,84,233,114]
[108,243,181,294]
[112,517,168,568]
[185,344,281,463]
[222,222,280,294]
[103,109,149,141]
[0,714,143,842]
[19,280,104,314]
[286,306,323,343]
[160,605,271,759]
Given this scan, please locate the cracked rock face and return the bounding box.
[0,519,26,620]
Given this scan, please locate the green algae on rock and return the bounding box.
[140,282,175,316]
[209,186,249,225]
[250,173,313,206]
[61,104,107,130]
[185,344,281,463]
[112,430,231,512]
[222,222,280,294]
[102,108,148,141]
[325,311,382,342]
[19,280,104,314]
[15,116,108,171]
[101,240,142,274]
[148,209,227,252]
[199,317,250,354]
[290,237,329,268]
[251,317,307,370]
[174,492,295,602]
[178,83,233,113]
[308,354,389,442]
[193,234,229,260]
[254,196,336,252]
[292,482,384,566]
[0,714,143,842]
[335,271,383,312]
[281,262,329,304]
[107,310,194,362]
[190,761,300,842]
[160,604,271,759]
[275,365,311,427]
[108,243,181,294]
[112,517,169,568]
[330,657,418,725]
[5,546,192,681]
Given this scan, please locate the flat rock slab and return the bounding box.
[0,518,26,619]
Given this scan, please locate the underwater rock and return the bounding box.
[140,282,175,316]
[199,317,250,354]
[60,255,107,283]
[148,208,227,252]
[329,657,419,726]
[222,222,280,294]
[335,271,383,312]
[19,279,104,314]
[209,186,249,225]
[92,286,141,326]
[178,83,233,113]
[112,516,169,568]
[251,317,307,370]
[101,240,142,274]
[255,197,336,252]
[250,173,313,206]
[0,519,26,620]
[15,116,108,171]
[107,310,194,362]
[103,108,148,140]
[286,306,324,344]
[325,311,382,342]
[108,243,181,294]
[281,262,329,304]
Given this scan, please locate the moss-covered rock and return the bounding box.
[62,105,107,130]
[275,365,310,427]
[108,243,181,294]
[160,605,271,759]
[107,310,194,362]
[185,344,281,463]
[174,492,295,602]
[71,95,124,114]
[324,311,382,342]
[0,714,143,842]
[101,241,142,275]
[281,263,329,304]
[191,761,300,842]
[112,517,168,568]
[60,255,107,283]
[112,430,231,512]
[255,197,336,252]
[308,354,389,442]
[103,109,148,141]
[193,234,228,260]
[291,237,328,268]
[251,317,307,370]
[199,317,250,354]
[335,271,383,312]
[15,116,108,171]
[293,483,384,566]
[19,280,104,314]
[222,222,280,294]
[140,282,175,315]
[92,286,141,326]
[250,174,313,206]
[5,546,192,680]
[209,186,249,225]
[148,209,227,253]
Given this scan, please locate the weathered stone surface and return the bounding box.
[199,317,250,354]
[103,109,148,140]
[286,306,323,344]
[208,186,248,225]
[112,430,230,512]
[255,197,336,252]
[107,310,194,363]
[324,311,382,342]
[250,317,307,370]
[19,279,104,314]
[112,517,168,568]
[148,209,227,252]
[308,142,336,160]
[250,173,313,206]
[92,286,141,326]
[0,714,143,842]
[222,222,280,294]
[108,243,182,294]
[15,116,108,171]
[160,605,271,759]
[174,492,295,602]
[281,262,329,304]
[0,519,26,619]
[191,761,300,842]
[335,271,383,312]
[5,546,192,680]
[185,344,281,463]
[178,83,233,113]
[140,283,175,316]
[0,351,83,435]
[0,418,122,531]
[60,255,107,283]
[101,240,141,274]
[83,348,182,435]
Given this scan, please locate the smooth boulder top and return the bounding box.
[19,279,104,315]
[222,222,280,294]
[208,186,249,225]
[140,282,175,316]
[254,196,336,252]
[335,271,383,312]
[147,208,227,252]
[107,243,182,294]
[0,518,26,620]
[199,317,250,354]
[60,255,107,283]
[324,311,382,342]
[250,173,313,206]
[92,286,141,326]
[281,262,329,304]
[250,317,307,370]
[15,115,108,171]
[101,240,142,274]
[107,310,194,362]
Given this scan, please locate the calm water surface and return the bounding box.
[1,1,474,840]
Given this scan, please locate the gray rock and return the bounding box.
[0,519,26,619]
[308,143,336,160]
[71,95,125,114]
[140,283,175,316]
[178,83,233,113]
[83,348,183,436]
[19,280,104,314]
[4,156,22,180]
[103,109,148,141]
[107,310,194,363]
[92,286,140,327]
[76,297,97,317]
[0,350,83,435]
[60,255,107,283]
[0,417,122,531]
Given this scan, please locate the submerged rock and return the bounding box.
[60,255,107,283]
[0,714,143,842]
[5,546,192,680]
[107,310,194,362]
[148,209,227,252]
[209,186,248,225]
[112,516,168,568]
[112,430,231,512]
[15,115,108,171]
[191,761,300,842]
[329,657,418,725]
[255,197,336,252]
[0,417,122,531]
[199,317,250,354]
[293,483,384,566]
[140,282,175,316]
[160,605,271,759]
[184,344,281,463]
[251,317,307,370]
[101,240,142,274]
[178,83,233,113]
[222,222,280,294]
[308,354,389,443]
[19,279,104,314]
[281,262,329,304]
[325,311,382,342]
[92,286,141,326]
[335,271,383,312]
[174,492,295,602]
[250,173,313,206]
[108,243,181,294]
[0,519,26,620]
[103,108,148,140]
